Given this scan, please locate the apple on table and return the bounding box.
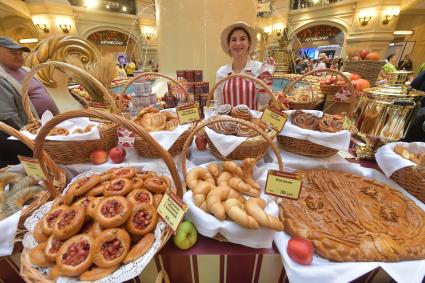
[173,220,198,250]
[287,237,314,265]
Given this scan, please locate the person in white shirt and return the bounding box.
[214,22,275,110]
[312,57,326,71]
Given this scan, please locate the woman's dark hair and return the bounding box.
[227,27,251,45]
[387,54,396,61]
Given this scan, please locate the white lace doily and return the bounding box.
[23,166,173,283]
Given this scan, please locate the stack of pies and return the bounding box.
[279,168,425,262]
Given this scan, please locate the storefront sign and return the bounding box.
[99,40,125,46]
[260,107,287,132]
[265,170,303,200]
[302,36,330,42]
[176,104,201,124]
[157,192,187,232]
[88,31,129,46]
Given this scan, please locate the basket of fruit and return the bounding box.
[319,76,345,95]
[121,72,195,159]
[0,122,66,255]
[20,61,121,164]
[344,50,385,86]
[20,109,184,282]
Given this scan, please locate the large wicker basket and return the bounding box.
[0,122,66,255]
[21,109,183,283]
[278,69,356,157]
[343,60,385,86]
[206,74,282,160]
[391,158,425,203]
[20,61,120,164]
[121,72,194,158]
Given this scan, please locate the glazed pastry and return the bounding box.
[79,220,103,240]
[291,111,319,131]
[56,234,94,276]
[126,189,153,206]
[245,198,284,231]
[235,124,257,138]
[230,104,253,121]
[53,205,85,240]
[144,177,168,194]
[123,233,155,264]
[217,104,232,115]
[94,196,131,228]
[72,196,95,222]
[125,203,158,236]
[318,114,343,133]
[279,168,425,262]
[64,175,102,204]
[224,198,259,229]
[41,205,68,235]
[86,181,110,197]
[87,197,103,218]
[112,168,136,180]
[99,169,117,182]
[48,127,70,136]
[140,112,166,132]
[45,235,64,262]
[92,228,131,268]
[103,178,132,197]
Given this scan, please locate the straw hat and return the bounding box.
[220,22,257,56]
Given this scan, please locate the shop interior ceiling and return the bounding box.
[68,0,138,14]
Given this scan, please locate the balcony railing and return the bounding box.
[290,0,344,10]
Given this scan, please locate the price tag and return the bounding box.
[260,107,288,132]
[176,104,201,125]
[117,126,135,147]
[342,115,352,130]
[265,170,303,200]
[18,155,46,180]
[157,192,187,232]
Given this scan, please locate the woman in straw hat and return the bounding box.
[214,22,275,110]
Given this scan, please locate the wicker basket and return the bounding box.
[278,69,356,157]
[121,72,194,158]
[21,109,183,283]
[319,84,343,95]
[0,122,66,255]
[204,73,281,160]
[343,60,385,86]
[391,159,425,203]
[20,61,120,164]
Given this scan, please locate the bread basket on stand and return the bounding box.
[20,109,183,283]
[121,72,194,158]
[206,74,281,160]
[277,69,357,157]
[391,157,425,203]
[0,122,66,255]
[21,61,121,164]
[283,78,323,110]
[180,116,284,245]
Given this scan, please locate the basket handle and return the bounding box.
[207,73,281,110]
[283,69,357,116]
[0,122,64,198]
[180,116,283,193]
[121,72,191,103]
[32,109,183,197]
[154,270,171,283]
[21,61,121,123]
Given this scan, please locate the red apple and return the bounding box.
[195,134,207,151]
[287,237,314,265]
[109,147,126,163]
[350,73,361,80]
[89,149,108,165]
[359,49,370,59]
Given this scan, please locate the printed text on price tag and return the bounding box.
[176,104,201,125]
[157,192,187,232]
[265,170,303,200]
[18,155,46,180]
[260,107,287,132]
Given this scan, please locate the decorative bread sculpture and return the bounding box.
[279,168,425,262]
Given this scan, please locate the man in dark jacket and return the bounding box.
[403,71,425,142]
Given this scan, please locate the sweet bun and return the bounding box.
[218,104,232,115]
[123,233,155,264]
[230,104,253,121]
[56,234,94,277]
[141,112,166,132]
[92,228,131,268]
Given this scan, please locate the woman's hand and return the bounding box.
[265,57,276,66]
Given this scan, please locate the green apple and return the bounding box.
[173,220,198,250]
